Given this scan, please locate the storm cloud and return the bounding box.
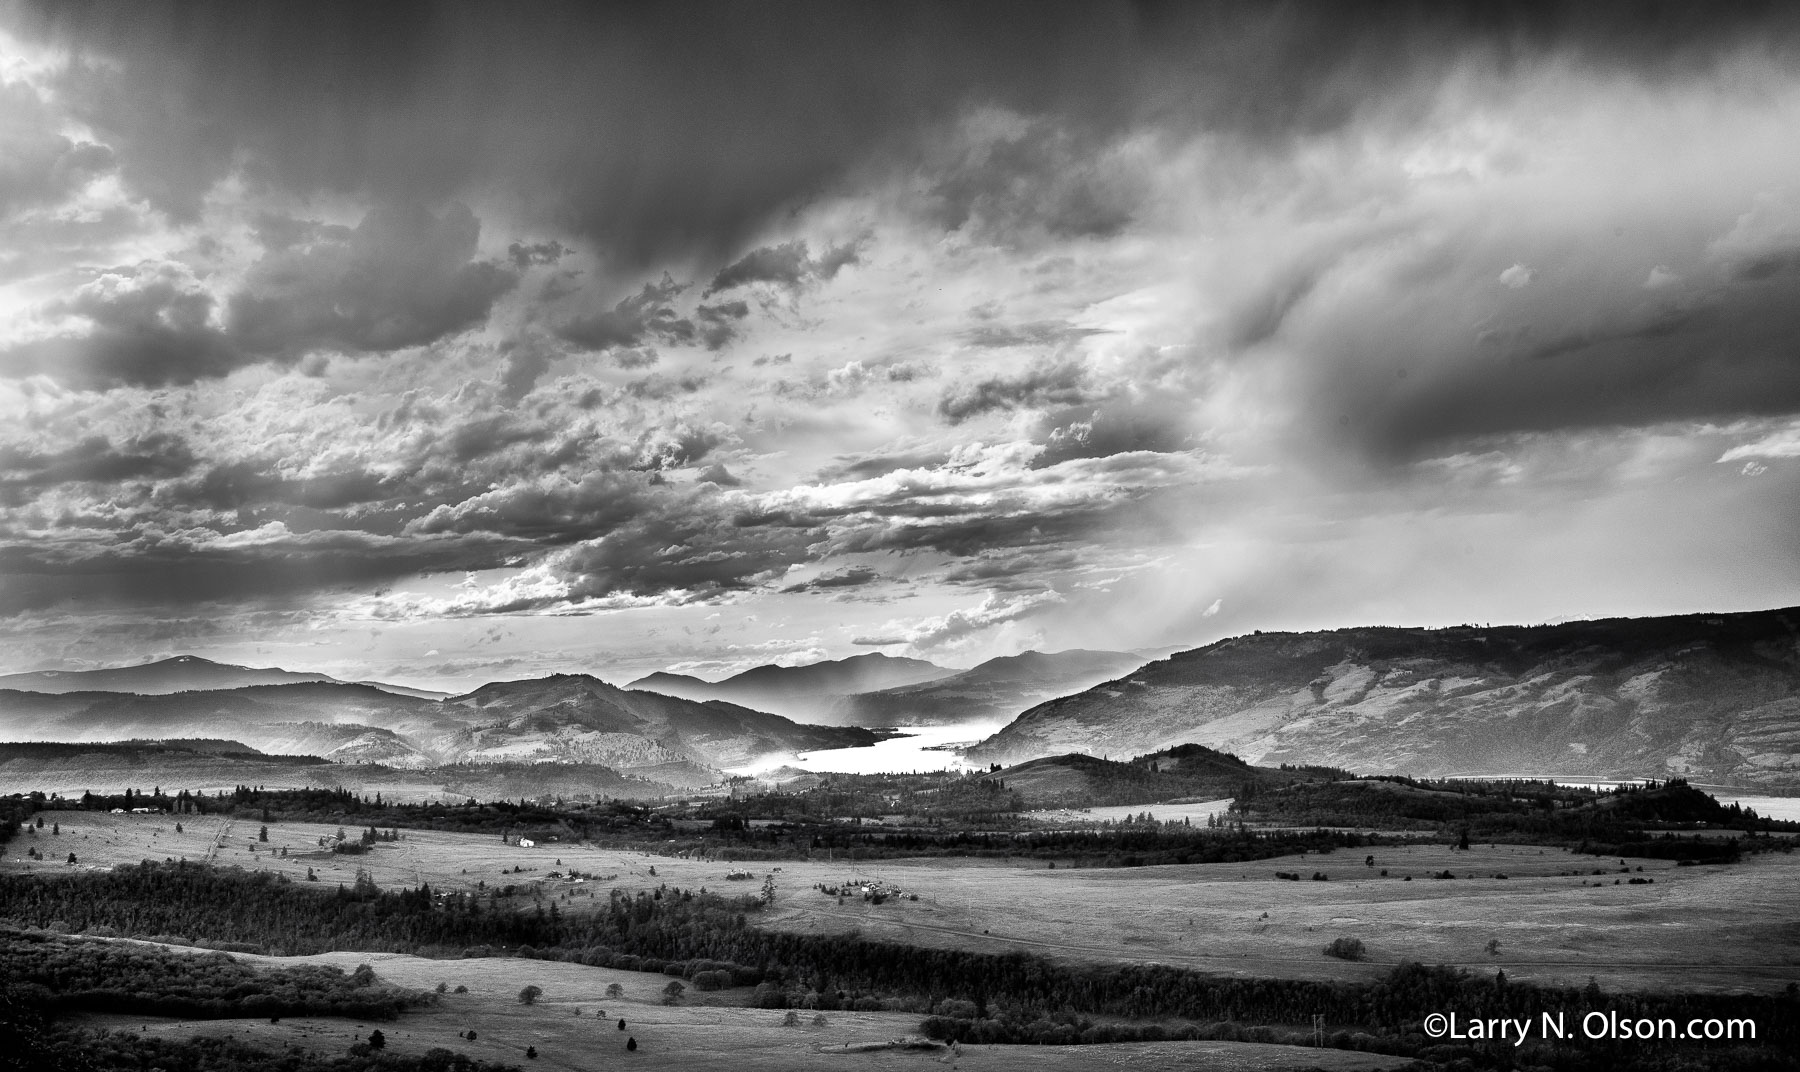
[8,3,1800,682]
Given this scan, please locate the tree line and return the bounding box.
[0,927,428,1021]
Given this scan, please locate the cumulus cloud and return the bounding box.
[0,433,194,502]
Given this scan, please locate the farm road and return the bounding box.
[203,819,233,865]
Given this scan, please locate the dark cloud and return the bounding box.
[695,300,750,350]
[0,433,194,503]
[445,414,555,464]
[938,359,1092,423]
[28,4,1787,268]
[0,262,240,387]
[168,462,392,512]
[1311,272,1800,464]
[557,275,692,351]
[3,204,516,388]
[706,240,809,294]
[1032,397,1194,467]
[703,238,864,296]
[228,202,516,358]
[697,463,741,487]
[816,449,952,482]
[507,239,570,269]
[779,567,880,594]
[555,503,820,601]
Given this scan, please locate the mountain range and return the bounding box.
[0,655,447,700]
[827,649,1148,725]
[628,652,954,723]
[627,649,1148,726]
[967,608,1800,788]
[0,672,883,790]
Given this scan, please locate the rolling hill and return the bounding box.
[831,649,1148,725]
[627,652,953,722]
[967,607,1800,788]
[443,673,887,776]
[0,672,888,789]
[0,655,446,700]
[991,742,1332,809]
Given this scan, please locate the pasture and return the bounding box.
[77,945,1401,1072]
[10,812,1796,996]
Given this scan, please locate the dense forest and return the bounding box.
[0,928,428,1020]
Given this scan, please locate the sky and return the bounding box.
[3,1,1800,692]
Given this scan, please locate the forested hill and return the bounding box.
[992,743,1348,809]
[969,606,1800,787]
[1229,776,1788,847]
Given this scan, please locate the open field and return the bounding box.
[74,945,1403,1072]
[10,812,1797,996]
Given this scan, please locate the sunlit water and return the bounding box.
[727,740,1800,822]
[728,719,1007,776]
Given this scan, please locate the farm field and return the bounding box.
[75,946,1403,1072]
[10,812,1796,996]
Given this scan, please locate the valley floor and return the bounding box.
[73,948,1403,1072]
[9,811,1796,997]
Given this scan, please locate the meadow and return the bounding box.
[9,811,1794,996]
[73,946,1400,1072]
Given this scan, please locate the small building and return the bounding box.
[518,837,536,848]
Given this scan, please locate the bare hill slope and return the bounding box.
[968,608,1800,788]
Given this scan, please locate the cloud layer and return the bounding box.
[4,4,1800,685]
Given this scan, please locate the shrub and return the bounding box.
[1323,937,1365,960]
[519,984,544,1005]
